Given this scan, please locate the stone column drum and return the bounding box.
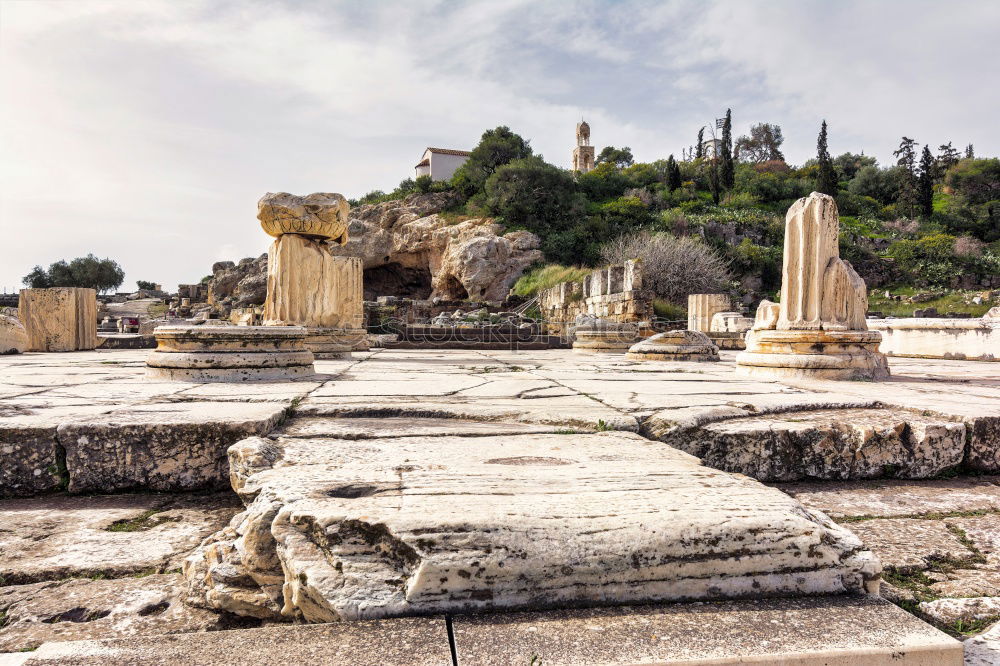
[259,192,367,358]
[146,326,314,382]
[688,294,730,333]
[18,287,97,352]
[736,193,889,380]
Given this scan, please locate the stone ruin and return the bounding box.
[17,287,97,352]
[259,192,367,358]
[538,260,653,336]
[626,329,720,362]
[737,192,890,380]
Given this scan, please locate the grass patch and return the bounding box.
[511,264,591,298]
[652,299,687,321]
[867,287,993,318]
[838,508,1000,523]
[883,569,939,602]
[104,509,173,533]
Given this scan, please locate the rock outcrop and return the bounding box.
[331,193,544,301]
[208,256,268,310]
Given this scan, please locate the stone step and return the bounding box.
[10,596,961,665]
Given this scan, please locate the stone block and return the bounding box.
[687,293,730,332]
[451,596,961,666]
[263,234,364,329]
[648,408,966,481]
[20,617,451,665]
[184,429,879,622]
[57,402,287,492]
[18,288,97,352]
[0,493,240,585]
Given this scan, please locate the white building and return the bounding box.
[414,147,472,181]
[701,138,722,159]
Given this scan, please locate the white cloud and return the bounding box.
[1,0,996,292]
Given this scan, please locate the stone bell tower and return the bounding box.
[572,120,595,173]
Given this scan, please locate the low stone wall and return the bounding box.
[538,260,653,334]
[869,317,999,362]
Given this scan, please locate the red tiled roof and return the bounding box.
[425,147,472,157]
[415,158,430,168]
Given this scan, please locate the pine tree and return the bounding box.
[815,120,837,196]
[935,142,961,180]
[695,127,705,159]
[918,145,934,218]
[720,109,734,189]
[965,143,975,158]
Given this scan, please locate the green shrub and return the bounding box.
[653,299,687,321]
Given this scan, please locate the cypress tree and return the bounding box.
[695,127,705,159]
[918,145,934,218]
[666,154,681,191]
[720,109,734,188]
[815,120,837,196]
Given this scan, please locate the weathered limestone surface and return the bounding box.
[451,596,962,666]
[965,621,1000,666]
[20,617,452,666]
[146,326,315,382]
[0,493,240,584]
[687,293,730,333]
[19,288,97,352]
[869,316,999,362]
[646,407,966,481]
[625,330,720,362]
[184,426,879,622]
[257,191,350,243]
[737,193,889,380]
[57,402,287,492]
[775,477,1000,519]
[918,597,1000,627]
[12,598,963,666]
[0,575,239,653]
[0,314,27,354]
[845,519,974,571]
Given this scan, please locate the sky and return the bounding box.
[2,0,998,293]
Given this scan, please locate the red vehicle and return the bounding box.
[117,316,140,333]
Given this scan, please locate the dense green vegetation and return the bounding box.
[22,255,125,294]
[352,120,1000,307]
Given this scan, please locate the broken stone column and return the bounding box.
[18,288,97,352]
[626,330,720,362]
[687,294,730,333]
[736,193,889,380]
[259,192,366,358]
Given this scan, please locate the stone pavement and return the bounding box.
[2,347,998,662]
